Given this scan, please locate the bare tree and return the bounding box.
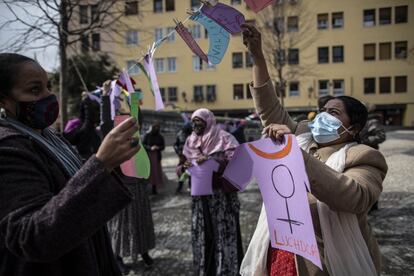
[255,0,318,107]
[0,0,143,128]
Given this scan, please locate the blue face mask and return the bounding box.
[308,112,351,144]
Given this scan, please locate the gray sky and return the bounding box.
[0,3,59,72]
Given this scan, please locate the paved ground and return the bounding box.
[123,130,414,276]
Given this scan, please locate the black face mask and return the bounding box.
[192,122,205,135]
[17,94,59,129]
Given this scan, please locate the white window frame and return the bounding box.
[333,79,344,96]
[192,56,202,72]
[127,60,140,75]
[289,82,300,97]
[126,30,138,45]
[155,58,165,73]
[167,57,176,72]
[155,28,163,42]
[318,80,329,96]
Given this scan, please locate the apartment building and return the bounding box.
[73,0,413,126]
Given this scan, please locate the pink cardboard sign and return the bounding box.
[223,135,322,269]
[175,22,209,63]
[244,0,276,13]
[188,159,220,196]
[114,115,138,178]
[201,3,245,34]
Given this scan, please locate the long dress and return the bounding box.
[108,176,156,261]
[190,155,244,276]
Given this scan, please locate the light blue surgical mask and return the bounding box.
[308,112,352,144]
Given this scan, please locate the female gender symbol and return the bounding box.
[271,164,304,234]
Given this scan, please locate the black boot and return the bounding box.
[142,252,154,267]
[176,181,183,194]
[116,255,129,275]
[152,185,158,195]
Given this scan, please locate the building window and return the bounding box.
[167,57,176,72]
[246,83,253,99]
[274,17,284,33]
[317,13,329,29]
[190,0,199,9]
[231,0,242,4]
[379,42,391,60]
[166,27,176,42]
[79,5,88,24]
[395,6,408,24]
[363,9,376,27]
[168,87,177,102]
[332,12,343,28]
[91,5,99,23]
[155,28,163,42]
[364,44,376,61]
[287,16,299,32]
[81,34,89,52]
[332,46,344,63]
[206,85,216,102]
[288,48,299,65]
[379,7,391,25]
[126,30,138,45]
[289,82,299,97]
[379,77,391,94]
[232,52,243,68]
[91,33,100,51]
[333,79,344,95]
[364,78,376,94]
[127,60,140,75]
[160,88,166,102]
[154,0,163,13]
[245,52,253,67]
[318,47,329,63]
[155,58,164,73]
[395,41,407,59]
[193,85,204,102]
[190,25,201,39]
[192,56,203,71]
[395,76,407,93]
[318,80,329,96]
[125,1,138,15]
[166,0,175,11]
[233,84,244,100]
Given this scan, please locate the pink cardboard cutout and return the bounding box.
[175,22,209,63]
[223,135,322,269]
[244,0,276,13]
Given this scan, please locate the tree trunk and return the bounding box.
[59,0,69,130]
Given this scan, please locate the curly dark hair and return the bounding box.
[0,53,37,100]
[331,95,368,143]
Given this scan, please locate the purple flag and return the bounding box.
[175,22,209,63]
[201,3,245,34]
[245,0,276,13]
[188,159,220,196]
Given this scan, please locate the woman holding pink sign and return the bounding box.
[241,24,387,276]
[179,108,244,276]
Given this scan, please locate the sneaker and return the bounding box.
[142,252,154,267]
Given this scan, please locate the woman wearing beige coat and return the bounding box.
[240,24,387,276]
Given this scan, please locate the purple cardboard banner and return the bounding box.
[201,3,245,34]
[223,135,321,269]
[120,70,135,93]
[188,159,220,196]
[143,54,165,111]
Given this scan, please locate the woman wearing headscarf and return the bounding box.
[0,53,140,276]
[240,24,387,276]
[181,108,244,276]
[142,121,165,195]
